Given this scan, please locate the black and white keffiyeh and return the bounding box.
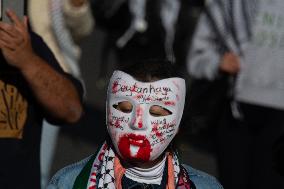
[72,142,192,189]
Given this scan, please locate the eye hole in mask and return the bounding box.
[113,101,133,113]
[113,102,172,117]
[149,105,172,117]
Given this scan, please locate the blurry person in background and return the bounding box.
[0,8,83,189]
[28,0,94,187]
[188,0,284,188]
[47,60,223,189]
[91,0,204,87]
[29,0,94,80]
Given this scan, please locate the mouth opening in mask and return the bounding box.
[118,134,152,162]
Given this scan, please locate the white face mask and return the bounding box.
[107,71,186,162]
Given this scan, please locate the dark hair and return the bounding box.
[119,59,179,82]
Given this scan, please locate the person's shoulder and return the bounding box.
[182,164,224,189]
[47,155,92,189]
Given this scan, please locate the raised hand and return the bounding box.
[0,9,35,70]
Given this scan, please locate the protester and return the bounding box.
[47,60,223,189]
[188,0,284,188]
[0,9,83,189]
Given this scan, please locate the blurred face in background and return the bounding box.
[106,71,186,167]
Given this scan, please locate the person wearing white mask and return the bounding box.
[47,59,223,189]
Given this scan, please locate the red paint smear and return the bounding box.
[136,106,143,129]
[112,81,119,94]
[136,106,143,116]
[114,119,121,128]
[138,121,143,128]
[118,134,152,162]
[130,83,137,92]
[156,131,162,138]
[164,101,176,106]
[131,118,136,126]
[152,124,163,138]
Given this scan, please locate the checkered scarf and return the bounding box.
[73,142,192,189]
[189,0,258,80]
[203,0,258,54]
